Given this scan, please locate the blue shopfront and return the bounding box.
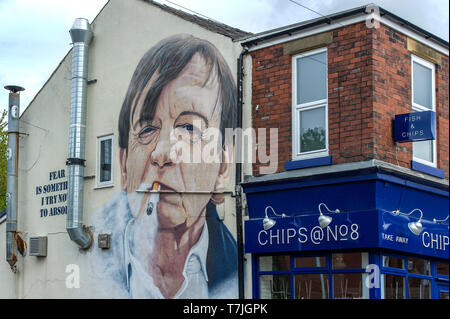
[242,162,449,299]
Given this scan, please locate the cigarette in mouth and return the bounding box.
[146,182,160,216]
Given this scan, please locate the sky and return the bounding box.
[0,0,448,115]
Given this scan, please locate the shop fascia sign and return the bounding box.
[394,110,436,142]
[244,210,379,254]
[380,211,448,259]
[244,210,449,259]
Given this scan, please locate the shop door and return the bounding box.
[436,282,449,299]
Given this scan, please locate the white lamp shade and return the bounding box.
[408,221,423,235]
[318,215,332,228]
[263,217,276,230]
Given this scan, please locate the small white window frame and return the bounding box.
[97,134,114,188]
[411,54,437,168]
[292,47,329,161]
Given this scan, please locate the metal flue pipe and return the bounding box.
[66,18,93,249]
[4,85,24,270]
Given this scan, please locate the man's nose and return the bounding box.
[150,133,174,169]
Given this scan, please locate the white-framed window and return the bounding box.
[411,55,437,167]
[292,47,328,160]
[97,135,114,187]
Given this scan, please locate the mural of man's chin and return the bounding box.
[90,34,238,299]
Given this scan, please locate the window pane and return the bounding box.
[333,273,367,299]
[297,51,327,104]
[259,256,290,271]
[259,275,291,299]
[294,274,329,299]
[440,291,449,299]
[299,107,326,153]
[408,277,431,299]
[294,256,326,268]
[332,252,368,269]
[383,256,404,269]
[413,61,432,109]
[413,139,433,162]
[100,138,112,182]
[437,262,449,276]
[383,274,405,299]
[407,257,430,275]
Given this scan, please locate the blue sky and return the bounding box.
[0,0,448,115]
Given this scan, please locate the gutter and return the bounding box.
[235,47,248,299]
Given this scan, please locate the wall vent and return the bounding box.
[29,236,47,257]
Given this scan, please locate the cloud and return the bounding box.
[0,0,108,113]
[156,0,448,40]
[1,0,448,114]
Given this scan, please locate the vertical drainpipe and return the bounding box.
[66,18,93,249]
[236,48,248,299]
[4,85,25,270]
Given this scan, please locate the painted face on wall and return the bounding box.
[120,53,229,229]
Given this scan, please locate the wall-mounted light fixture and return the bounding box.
[433,215,449,229]
[262,206,286,230]
[393,208,423,235]
[433,215,449,224]
[318,203,340,228]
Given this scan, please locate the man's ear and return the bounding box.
[211,144,233,205]
[119,148,128,192]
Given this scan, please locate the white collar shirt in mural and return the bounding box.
[124,217,209,299]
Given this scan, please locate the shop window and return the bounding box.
[333,273,369,299]
[294,256,326,268]
[259,274,291,299]
[332,252,368,269]
[380,254,445,299]
[407,257,431,276]
[436,262,449,277]
[382,274,405,299]
[259,255,290,271]
[255,252,369,299]
[411,55,436,167]
[292,48,328,160]
[408,277,431,299]
[383,255,404,269]
[294,274,329,299]
[97,135,114,187]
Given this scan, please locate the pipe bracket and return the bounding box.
[66,158,86,166]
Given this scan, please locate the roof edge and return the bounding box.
[239,4,449,51]
[142,0,251,40]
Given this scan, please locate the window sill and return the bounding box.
[285,156,332,171]
[94,183,114,190]
[411,160,444,179]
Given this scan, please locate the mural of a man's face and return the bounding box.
[120,53,229,229]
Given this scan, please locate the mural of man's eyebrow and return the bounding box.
[132,112,156,131]
[176,111,209,127]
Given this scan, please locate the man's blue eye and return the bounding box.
[183,124,194,132]
[138,126,156,137]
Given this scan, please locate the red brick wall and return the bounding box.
[250,21,449,179]
[328,22,374,165]
[372,24,449,179]
[371,24,412,169]
[436,55,449,179]
[251,43,291,175]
